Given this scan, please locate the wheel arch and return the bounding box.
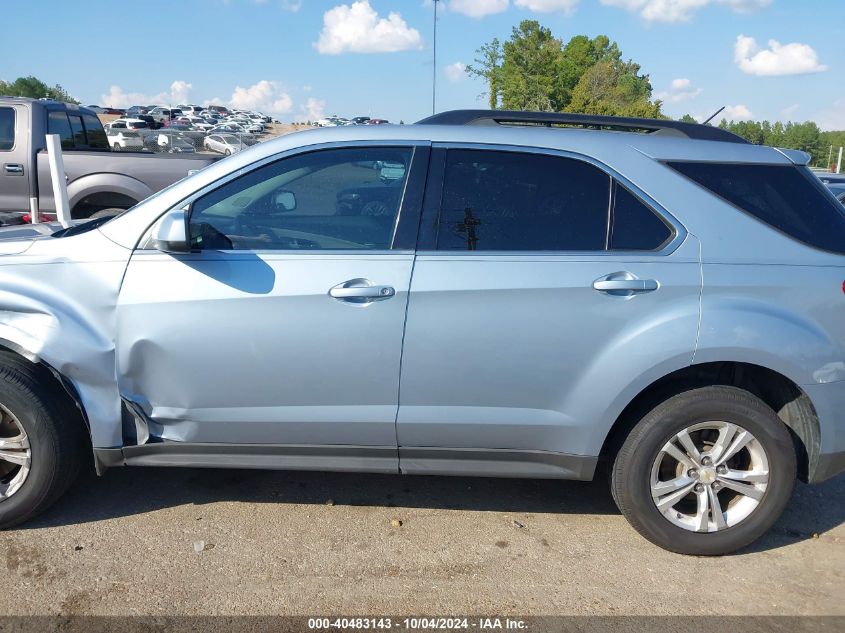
[600,361,820,483]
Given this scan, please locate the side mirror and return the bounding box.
[274,190,296,212]
[151,208,190,253]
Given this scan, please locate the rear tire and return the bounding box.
[611,386,796,555]
[0,355,86,529]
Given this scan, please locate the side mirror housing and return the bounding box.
[274,190,296,212]
[151,208,190,253]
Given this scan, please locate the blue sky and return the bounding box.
[2,0,843,128]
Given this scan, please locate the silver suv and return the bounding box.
[0,110,843,555]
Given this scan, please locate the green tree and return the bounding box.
[678,114,697,123]
[567,60,661,118]
[466,38,503,109]
[0,75,78,103]
[467,22,661,117]
[500,20,563,111]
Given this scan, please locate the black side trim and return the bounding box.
[399,447,598,480]
[103,443,399,474]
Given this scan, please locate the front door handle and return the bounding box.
[329,279,395,303]
[593,272,658,296]
[3,164,24,175]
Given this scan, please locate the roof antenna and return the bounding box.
[701,106,725,126]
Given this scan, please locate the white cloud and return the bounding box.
[229,80,293,114]
[656,77,702,103]
[781,103,800,119]
[315,1,422,54]
[281,0,302,10]
[449,0,509,18]
[100,80,194,109]
[514,0,579,13]
[717,0,770,12]
[600,0,768,22]
[300,97,326,121]
[445,62,467,83]
[721,104,754,120]
[734,35,828,76]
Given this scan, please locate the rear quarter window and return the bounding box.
[667,161,845,255]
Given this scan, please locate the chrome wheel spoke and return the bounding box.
[661,441,697,470]
[675,429,702,464]
[720,468,769,484]
[0,449,29,467]
[651,475,695,499]
[707,486,728,530]
[0,434,28,451]
[714,429,753,466]
[653,480,697,511]
[708,422,738,463]
[717,476,764,501]
[694,488,709,532]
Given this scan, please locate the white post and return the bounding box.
[45,134,71,228]
[837,147,843,175]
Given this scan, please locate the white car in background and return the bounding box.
[203,133,247,155]
[106,118,150,132]
[182,116,214,131]
[106,128,144,152]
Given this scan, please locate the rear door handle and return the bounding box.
[593,279,658,292]
[593,272,658,296]
[3,164,23,175]
[329,279,395,303]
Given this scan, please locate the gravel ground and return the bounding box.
[0,465,841,617]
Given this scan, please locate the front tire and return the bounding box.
[0,356,85,529]
[611,386,796,555]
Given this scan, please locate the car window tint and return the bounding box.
[437,149,610,251]
[190,147,412,251]
[0,108,14,150]
[47,111,75,149]
[68,115,86,148]
[610,182,673,250]
[668,161,845,255]
[81,113,109,149]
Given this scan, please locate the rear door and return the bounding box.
[0,104,31,213]
[397,146,701,476]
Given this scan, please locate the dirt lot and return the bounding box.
[0,464,841,617]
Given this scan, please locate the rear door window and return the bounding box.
[667,161,845,254]
[436,149,610,251]
[0,107,14,150]
[48,111,75,149]
[68,114,86,148]
[609,182,673,250]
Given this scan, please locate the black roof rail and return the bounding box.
[416,109,749,145]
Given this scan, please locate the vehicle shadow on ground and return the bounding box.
[22,465,845,553]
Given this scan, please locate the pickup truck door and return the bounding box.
[0,104,30,214]
[115,144,428,470]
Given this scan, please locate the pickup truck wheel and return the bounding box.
[0,357,85,529]
[611,386,796,555]
[89,208,124,219]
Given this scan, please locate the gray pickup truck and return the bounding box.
[0,97,218,220]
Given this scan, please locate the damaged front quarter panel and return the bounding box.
[0,229,132,449]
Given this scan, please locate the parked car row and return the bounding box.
[314,116,391,127]
[102,104,269,154]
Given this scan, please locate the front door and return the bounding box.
[116,144,428,467]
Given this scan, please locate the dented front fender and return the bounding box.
[0,229,131,447]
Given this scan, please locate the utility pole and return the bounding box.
[432,0,439,115]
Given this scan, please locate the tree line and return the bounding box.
[0,76,78,104]
[468,20,842,168]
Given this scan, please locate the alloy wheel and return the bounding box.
[0,404,31,501]
[650,421,769,533]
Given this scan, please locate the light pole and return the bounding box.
[432,0,439,115]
